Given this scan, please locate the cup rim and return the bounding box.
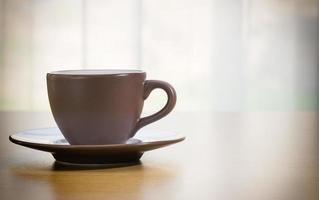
[48,69,145,76]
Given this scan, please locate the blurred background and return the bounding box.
[0,0,318,112]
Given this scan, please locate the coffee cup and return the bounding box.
[47,69,176,145]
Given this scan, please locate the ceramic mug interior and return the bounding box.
[49,69,143,75]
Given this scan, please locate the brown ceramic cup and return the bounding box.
[47,69,176,145]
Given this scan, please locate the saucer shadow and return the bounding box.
[10,160,180,200]
[52,160,142,171]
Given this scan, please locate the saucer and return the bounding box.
[9,127,185,165]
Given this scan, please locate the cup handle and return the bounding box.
[134,80,176,133]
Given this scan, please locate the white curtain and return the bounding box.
[0,0,318,111]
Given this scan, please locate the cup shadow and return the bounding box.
[51,160,142,171]
[10,159,180,200]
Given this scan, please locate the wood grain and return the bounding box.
[1,112,318,200]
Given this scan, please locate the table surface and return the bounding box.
[0,111,318,200]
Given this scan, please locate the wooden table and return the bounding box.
[0,112,318,200]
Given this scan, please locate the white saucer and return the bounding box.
[9,127,185,165]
